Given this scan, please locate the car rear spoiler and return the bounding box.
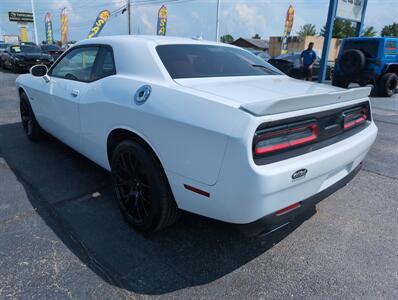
[240,87,372,116]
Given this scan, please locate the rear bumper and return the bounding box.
[334,70,377,83]
[237,162,362,236]
[171,121,377,225]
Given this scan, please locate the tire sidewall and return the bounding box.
[379,73,397,97]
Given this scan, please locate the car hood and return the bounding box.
[15,53,51,59]
[175,75,371,116]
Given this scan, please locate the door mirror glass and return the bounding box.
[30,64,48,77]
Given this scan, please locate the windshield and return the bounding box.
[11,45,42,53]
[343,40,379,58]
[156,44,282,79]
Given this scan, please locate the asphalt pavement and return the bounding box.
[0,69,397,299]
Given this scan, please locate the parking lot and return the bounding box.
[0,68,397,299]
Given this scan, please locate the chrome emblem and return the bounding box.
[36,59,41,62]
[134,85,152,105]
[292,169,307,181]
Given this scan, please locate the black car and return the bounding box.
[40,44,64,61]
[249,49,271,62]
[1,45,54,72]
[268,52,332,80]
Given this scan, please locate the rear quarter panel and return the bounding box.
[79,75,250,186]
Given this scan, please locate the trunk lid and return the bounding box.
[175,75,371,116]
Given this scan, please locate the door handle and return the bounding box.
[71,89,79,97]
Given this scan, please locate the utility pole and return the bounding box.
[30,0,39,45]
[318,0,337,83]
[127,0,131,35]
[215,0,220,42]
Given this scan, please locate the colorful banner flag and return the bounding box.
[156,5,167,36]
[87,10,110,39]
[44,12,54,44]
[61,7,68,46]
[281,5,295,54]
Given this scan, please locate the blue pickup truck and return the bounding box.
[333,37,398,97]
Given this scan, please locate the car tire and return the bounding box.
[340,49,366,74]
[332,76,349,89]
[11,61,18,73]
[377,73,398,97]
[19,92,44,141]
[111,140,180,232]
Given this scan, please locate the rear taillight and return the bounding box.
[342,107,368,130]
[254,121,319,155]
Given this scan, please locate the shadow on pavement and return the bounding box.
[0,122,314,295]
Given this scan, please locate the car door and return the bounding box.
[46,46,100,152]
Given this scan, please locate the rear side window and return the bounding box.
[343,40,379,58]
[385,40,397,55]
[156,44,281,79]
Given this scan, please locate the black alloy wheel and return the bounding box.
[11,61,17,73]
[20,92,43,141]
[111,140,179,232]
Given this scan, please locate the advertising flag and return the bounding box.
[87,10,110,39]
[281,5,295,54]
[61,7,68,46]
[156,5,167,36]
[44,12,54,44]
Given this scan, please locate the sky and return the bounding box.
[0,0,397,43]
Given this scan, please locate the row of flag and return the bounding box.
[43,5,168,45]
[44,3,293,53]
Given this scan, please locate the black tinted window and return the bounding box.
[93,47,116,80]
[41,45,60,51]
[343,40,379,58]
[156,44,281,79]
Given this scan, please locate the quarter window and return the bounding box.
[50,46,99,82]
[92,47,116,80]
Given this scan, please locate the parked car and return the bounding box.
[0,43,11,68]
[40,44,64,61]
[269,52,333,80]
[248,49,271,62]
[333,37,398,97]
[1,44,53,72]
[16,36,377,235]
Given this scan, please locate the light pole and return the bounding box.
[215,0,221,42]
[30,0,39,44]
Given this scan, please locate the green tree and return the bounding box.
[220,34,234,43]
[320,19,356,38]
[297,24,317,37]
[381,23,398,37]
[252,33,261,39]
[362,26,377,37]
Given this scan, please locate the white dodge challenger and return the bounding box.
[16,36,377,235]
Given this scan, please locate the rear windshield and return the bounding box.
[343,40,379,58]
[156,44,281,79]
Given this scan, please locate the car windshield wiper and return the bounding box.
[251,64,280,75]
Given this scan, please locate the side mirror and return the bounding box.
[30,64,48,77]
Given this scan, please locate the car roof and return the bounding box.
[76,35,232,48]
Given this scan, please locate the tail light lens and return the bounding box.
[254,120,319,155]
[343,107,368,130]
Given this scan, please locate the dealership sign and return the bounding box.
[336,0,365,22]
[8,11,34,23]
